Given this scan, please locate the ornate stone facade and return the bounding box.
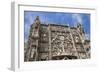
[24,16,90,61]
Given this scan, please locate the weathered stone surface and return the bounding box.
[24,16,90,61]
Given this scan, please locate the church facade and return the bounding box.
[24,16,90,61]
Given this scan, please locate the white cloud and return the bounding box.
[72,14,83,24]
[24,23,30,42]
[85,33,90,40]
[25,13,34,25]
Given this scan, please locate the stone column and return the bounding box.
[48,24,52,60]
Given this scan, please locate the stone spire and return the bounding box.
[77,23,84,34]
[34,16,40,26]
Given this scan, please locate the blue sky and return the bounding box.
[24,11,90,42]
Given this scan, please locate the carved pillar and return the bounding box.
[68,27,79,58]
[48,24,52,60]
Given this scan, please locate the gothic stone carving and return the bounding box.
[24,16,90,61]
